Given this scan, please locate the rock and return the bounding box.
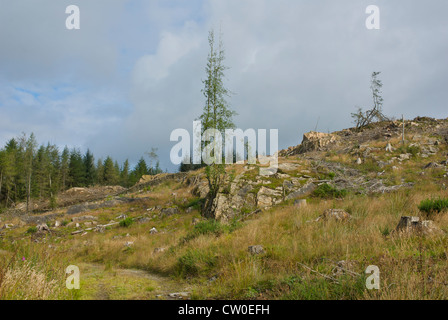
[257,187,283,208]
[192,218,201,225]
[248,245,265,255]
[2,223,14,230]
[94,225,105,233]
[399,154,411,161]
[294,199,307,208]
[160,207,179,217]
[154,247,166,254]
[168,292,190,299]
[385,143,394,152]
[138,217,150,224]
[298,131,340,154]
[124,241,134,247]
[318,209,351,221]
[54,221,61,228]
[116,214,128,220]
[278,163,300,172]
[424,162,443,169]
[286,181,316,200]
[356,158,362,165]
[72,215,98,222]
[37,223,50,232]
[150,227,158,234]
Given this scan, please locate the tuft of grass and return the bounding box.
[312,183,348,199]
[26,226,37,234]
[119,217,134,228]
[418,198,448,217]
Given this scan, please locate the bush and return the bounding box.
[312,184,347,199]
[26,226,37,234]
[418,198,448,217]
[119,217,134,228]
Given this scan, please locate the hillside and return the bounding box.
[0,117,447,300]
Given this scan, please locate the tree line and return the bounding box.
[0,133,162,210]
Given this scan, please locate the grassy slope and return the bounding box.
[1,125,448,300]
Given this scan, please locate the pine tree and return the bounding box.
[84,149,96,186]
[103,156,118,185]
[198,28,236,219]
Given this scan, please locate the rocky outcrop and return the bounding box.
[298,131,340,154]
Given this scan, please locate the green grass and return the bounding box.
[312,183,348,199]
[418,198,448,217]
[119,217,134,228]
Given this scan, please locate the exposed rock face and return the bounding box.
[298,131,340,154]
[257,187,283,209]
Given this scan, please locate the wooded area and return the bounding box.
[0,133,162,211]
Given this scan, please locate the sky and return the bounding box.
[0,0,447,172]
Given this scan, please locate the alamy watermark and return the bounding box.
[66,265,80,290]
[170,121,279,176]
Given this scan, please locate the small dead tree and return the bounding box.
[352,71,389,129]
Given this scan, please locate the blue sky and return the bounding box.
[0,0,447,171]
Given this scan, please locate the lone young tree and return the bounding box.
[198,28,237,219]
[352,71,389,129]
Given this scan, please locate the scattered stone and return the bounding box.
[385,143,394,152]
[124,241,134,247]
[318,209,351,222]
[116,214,128,220]
[138,217,151,224]
[399,154,411,161]
[94,225,105,233]
[153,247,166,254]
[37,223,50,232]
[248,245,265,255]
[356,158,362,165]
[286,181,316,200]
[2,224,14,230]
[168,292,190,299]
[54,221,61,228]
[160,207,179,217]
[278,163,300,172]
[424,162,443,169]
[72,215,98,222]
[150,227,158,234]
[192,218,201,225]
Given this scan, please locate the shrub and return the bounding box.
[418,198,448,217]
[119,217,134,228]
[26,227,37,234]
[312,184,347,199]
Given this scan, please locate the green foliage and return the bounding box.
[183,218,241,242]
[26,226,37,234]
[312,183,348,199]
[418,198,448,217]
[119,217,134,228]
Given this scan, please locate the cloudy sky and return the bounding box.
[1,0,447,171]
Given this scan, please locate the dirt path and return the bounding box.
[79,263,191,300]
